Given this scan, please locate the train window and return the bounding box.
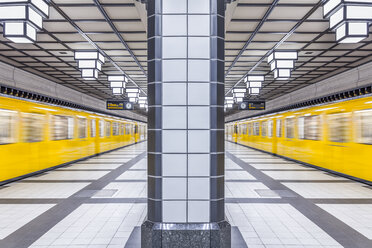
[355,109,372,144]
[0,109,17,144]
[276,119,282,137]
[135,125,138,134]
[328,113,349,143]
[105,121,111,137]
[261,121,267,137]
[90,119,96,138]
[298,117,305,139]
[305,115,320,140]
[248,123,252,136]
[253,122,260,136]
[99,120,104,137]
[125,124,131,135]
[242,124,247,135]
[78,118,87,139]
[120,124,124,135]
[268,120,273,137]
[285,118,295,139]
[51,115,74,140]
[23,113,45,143]
[113,122,119,136]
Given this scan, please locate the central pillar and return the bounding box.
[142,0,230,247]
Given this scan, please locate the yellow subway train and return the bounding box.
[226,95,372,182]
[0,95,147,183]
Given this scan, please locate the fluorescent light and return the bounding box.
[235,97,243,103]
[74,50,105,79]
[247,75,264,81]
[108,75,126,82]
[112,88,124,95]
[74,51,104,63]
[82,69,99,80]
[225,96,234,100]
[127,92,139,98]
[129,97,137,103]
[247,81,262,88]
[323,0,372,43]
[234,92,245,98]
[0,0,50,43]
[110,81,124,88]
[249,88,260,95]
[233,88,246,93]
[126,88,139,93]
[268,51,297,79]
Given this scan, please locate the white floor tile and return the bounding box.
[283,182,372,199]
[0,204,54,239]
[25,171,110,181]
[0,183,89,199]
[30,203,146,247]
[225,182,280,198]
[92,182,147,198]
[263,171,348,181]
[318,204,372,239]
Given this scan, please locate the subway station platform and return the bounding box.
[0,142,371,248]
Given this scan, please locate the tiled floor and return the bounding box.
[0,141,372,248]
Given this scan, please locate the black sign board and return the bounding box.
[239,100,265,110]
[106,101,134,110]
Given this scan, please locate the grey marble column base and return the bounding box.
[141,220,231,248]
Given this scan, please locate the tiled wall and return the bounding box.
[148,0,225,223]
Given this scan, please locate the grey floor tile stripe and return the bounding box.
[277,180,351,183]
[123,226,247,248]
[57,169,115,171]
[115,180,147,182]
[227,151,372,248]
[260,169,316,171]
[0,150,146,248]
[86,198,147,204]
[21,180,97,183]
[0,199,63,204]
[225,180,257,182]
[310,199,372,204]
[226,198,288,204]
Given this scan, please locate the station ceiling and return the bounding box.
[0,0,371,101]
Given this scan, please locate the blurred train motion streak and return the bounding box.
[226,95,372,182]
[0,96,147,183]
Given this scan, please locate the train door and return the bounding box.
[233,123,238,143]
[325,112,351,173]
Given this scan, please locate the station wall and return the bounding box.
[0,61,147,122]
[226,60,372,122]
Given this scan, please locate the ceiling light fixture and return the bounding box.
[108,75,127,95]
[323,0,372,43]
[0,0,49,43]
[74,51,105,80]
[245,75,264,96]
[268,51,297,80]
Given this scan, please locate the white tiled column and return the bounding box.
[145,1,228,246]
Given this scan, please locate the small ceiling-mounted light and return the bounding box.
[323,0,372,43]
[75,51,105,80]
[245,75,264,95]
[108,75,127,88]
[138,96,147,105]
[112,88,124,96]
[0,0,49,43]
[248,88,260,96]
[268,51,297,80]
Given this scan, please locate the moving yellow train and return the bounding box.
[0,95,147,183]
[226,95,372,182]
